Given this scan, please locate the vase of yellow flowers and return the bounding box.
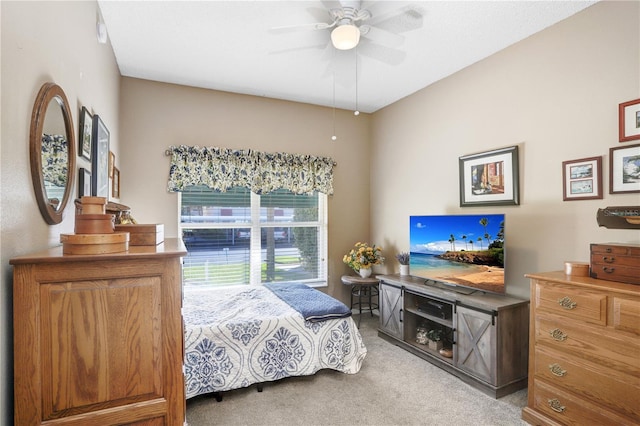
[343,242,385,277]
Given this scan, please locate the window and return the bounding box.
[179,186,327,288]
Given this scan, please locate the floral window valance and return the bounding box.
[41,134,68,187]
[166,145,336,195]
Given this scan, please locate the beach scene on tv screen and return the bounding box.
[409,214,505,294]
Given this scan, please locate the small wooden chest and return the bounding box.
[114,223,164,246]
[590,243,640,285]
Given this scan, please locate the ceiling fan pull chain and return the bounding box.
[331,69,337,141]
[354,47,360,116]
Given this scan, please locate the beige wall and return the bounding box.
[1,0,639,421]
[370,1,640,299]
[1,1,120,421]
[118,77,372,302]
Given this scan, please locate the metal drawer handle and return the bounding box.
[548,398,566,413]
[603,256,615,263]
[549,363,567,377]
[603,267,615,274]
[549,328,568,341]
[557,296,577,310]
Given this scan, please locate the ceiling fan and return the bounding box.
[327,3,371,50]
[270,1,424,63]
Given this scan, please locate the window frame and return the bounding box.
[178,189,328,288]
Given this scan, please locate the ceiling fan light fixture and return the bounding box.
[331,24,360,50]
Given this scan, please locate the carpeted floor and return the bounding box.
[186,313,528,426]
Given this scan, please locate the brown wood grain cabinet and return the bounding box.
[11,239,186,426]
[522,271,640,425]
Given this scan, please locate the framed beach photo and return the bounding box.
[562,156,603,201]
[610,144,640,194]
[91,115,110,198]
[79,106,93,160]
[459,145,520,207]
[619,98,640,142]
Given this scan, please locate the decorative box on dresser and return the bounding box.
[522,271,640,426]
[590,243,640,285]
[10,238,186,426]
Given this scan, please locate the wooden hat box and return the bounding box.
[564,261,589,277]
[60,232,129,255]
[75,196,107,215]
[74,213,115,234]
[114,223,164,246]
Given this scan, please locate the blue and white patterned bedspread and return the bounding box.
[183,285,367,399]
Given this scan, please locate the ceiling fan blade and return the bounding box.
[337,0,362,10]
[269,21,333,34]
[321,0,343,10]
[365,3,425,34]
[321,50,357,89]
[360,25,404,48]
[357,41,406,66]
[306,6,335,23]
[269,42,331,57]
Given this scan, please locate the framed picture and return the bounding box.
[459,145,519,207]
[91,115,110,198]
[562,156,602,201]
[610,143,640,194]
[619,98,640,142]
[78,168,91,198]
[112,167,120,198]
[79,107,93,160]
[109,151,115,178]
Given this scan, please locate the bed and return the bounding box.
[183,283,367,399]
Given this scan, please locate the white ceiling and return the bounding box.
[98,0,597,114]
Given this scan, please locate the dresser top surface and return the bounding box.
[10,237,186,265]
[526,271,640,295]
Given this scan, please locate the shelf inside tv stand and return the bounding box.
[404,338,454,365]
[404,306,453,328]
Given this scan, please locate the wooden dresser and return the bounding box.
[10,238,186,426]
[522,271,640,425]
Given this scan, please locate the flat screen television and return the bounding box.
[409,214,505,294]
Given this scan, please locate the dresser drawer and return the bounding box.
[534,347,640,420]
[590,262,640,285]
[531,379,638,426]
[613,296,640,335]
[534,314,640,374]
[533,280,607,326]
[591,253,640,268]
[591,244,640,257]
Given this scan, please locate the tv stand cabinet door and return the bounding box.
[379,282,403,339]
[455,305,496,385]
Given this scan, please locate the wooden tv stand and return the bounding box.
[377,274,529,398]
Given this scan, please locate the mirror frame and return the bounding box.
[30,82,76,225]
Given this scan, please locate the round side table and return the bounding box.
[341,275,380,327]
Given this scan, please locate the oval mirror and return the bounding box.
[30,83,76,224]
